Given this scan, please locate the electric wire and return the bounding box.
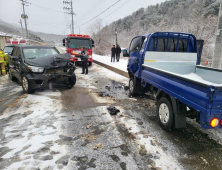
[79,0,131,33]
[75,0,121,28]
[75,0,107,23]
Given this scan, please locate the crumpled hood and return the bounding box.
[25,53,71,68]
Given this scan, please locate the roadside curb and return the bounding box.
[93,60,129,78]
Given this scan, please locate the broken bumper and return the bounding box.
[26,73,74,89]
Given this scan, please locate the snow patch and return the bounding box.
[119,112,182,170]
[93,54,128,72]
[1,91,70,170]
[182,73,222,86]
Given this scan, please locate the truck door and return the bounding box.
[128,36,145,75]
[196,40,204,65]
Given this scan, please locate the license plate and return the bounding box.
[47,68,63,74]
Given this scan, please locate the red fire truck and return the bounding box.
[62,34,94,66]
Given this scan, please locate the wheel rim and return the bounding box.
[159,103,170,124]
[129,79,134,93]
[22,77,28,91]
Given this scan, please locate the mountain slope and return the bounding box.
[0,19,65,44]
[92,0,220,65]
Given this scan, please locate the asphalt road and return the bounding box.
[0,64,222,170]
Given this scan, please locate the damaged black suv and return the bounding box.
[8,45,76,93]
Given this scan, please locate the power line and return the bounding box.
[75,0,106,23]
[63,0,76,33]
[79,0,131,33]
[102,0,131,20]
[31,2,69,14]
[0,15,65,28]
[75,0,101,21]
[75,0,121,28]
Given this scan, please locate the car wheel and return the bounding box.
[68,74,76,88]
[8,69,16,81]
[157,97,174,131]
[22,75,34,94]
[88,62,92,66]
[129,76,139,97]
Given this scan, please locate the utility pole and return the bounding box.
[212,1,222,68]
[19,19,24,37]
[63,0,76,34]
[20,0,30,39]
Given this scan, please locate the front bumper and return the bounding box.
[26,72,74,90]
[70,56,93,63]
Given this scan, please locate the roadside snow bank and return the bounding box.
[93,54,128,72]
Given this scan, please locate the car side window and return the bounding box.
[130,37,141,52]
[157,38,166,51]
[12,47,18,56]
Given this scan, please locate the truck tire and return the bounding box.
[157,97,174,131]
[8,69,16,81]
[88,62,92,66]
[129,76,140,97]
[21,75,34,94]
[68,74,76,88]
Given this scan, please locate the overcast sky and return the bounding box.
[0,0,166,35]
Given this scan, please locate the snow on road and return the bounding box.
[93,54,128,72]
[0,89,69,169]
[1,61,222,169]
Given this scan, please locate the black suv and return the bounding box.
[8,45,76,93]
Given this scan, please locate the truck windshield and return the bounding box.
[23,48,58,59]
[68,39,91,49]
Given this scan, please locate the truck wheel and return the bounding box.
[68,74,76,88]
[8,69,16,81]
[22,75,34,94]
[129,76,139,97]
[88,62,92,66]
[157,97,174,131]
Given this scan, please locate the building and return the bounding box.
[0,33,12,50]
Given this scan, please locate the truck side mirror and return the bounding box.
[123,50,129,57]
[92,44,95,47]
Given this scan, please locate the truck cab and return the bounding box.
[63,34,94,66]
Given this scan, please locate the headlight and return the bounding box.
[28,65,44,73]
[88,55,92,58]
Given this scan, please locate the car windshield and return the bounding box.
[68,39,91,49]
[3,46,14,54]
[23,48,59,59]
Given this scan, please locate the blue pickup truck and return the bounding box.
[123,32,222,131]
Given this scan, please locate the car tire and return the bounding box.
[89,62,92,66]
[129,76,140,97]
[21,75,34,94]
[8,69,16,81]
[69,74,76,88]
[157,97,174,131]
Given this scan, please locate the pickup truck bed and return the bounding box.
[125,32,222,130]
[141,52,222,129]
